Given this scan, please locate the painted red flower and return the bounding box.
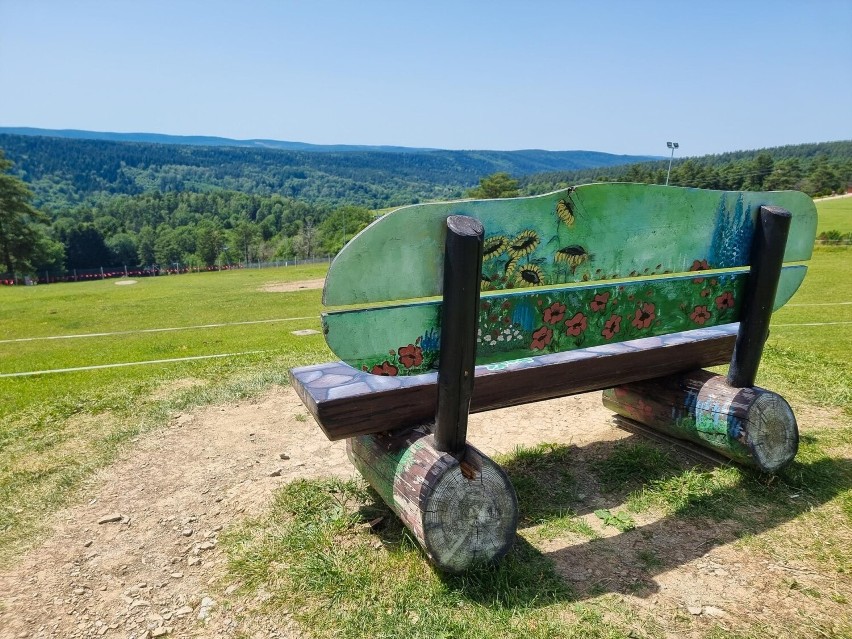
[690,259,711,283]
[371,361,399,376]
[397,344,423,368]
[565,312,588,337]
[543,302,566,324]
[590,292,610,312]
[631,303,656,330]
[690,259,710,271]
[602,313,622,340]
[690,305,712,325]
[716,291,735,310]
[530,326,553,350]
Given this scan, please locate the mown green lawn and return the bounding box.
[816,196,852,234]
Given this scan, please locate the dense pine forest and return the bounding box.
[0,132,849,279]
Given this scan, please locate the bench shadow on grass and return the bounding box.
[419,426,852,606]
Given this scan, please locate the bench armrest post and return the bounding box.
[728,205,792,388]
[434,215,484,453]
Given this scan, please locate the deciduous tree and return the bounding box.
[466,172,520,199]
[0,151,50,274]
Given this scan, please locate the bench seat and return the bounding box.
[291,323,740,441]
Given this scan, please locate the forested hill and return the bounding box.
[0,126,439,153]
[0,132,656,211]
[520,140,852,197]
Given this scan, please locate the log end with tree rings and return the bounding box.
[347,427,518,573]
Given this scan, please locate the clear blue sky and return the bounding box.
[1,0,850,157]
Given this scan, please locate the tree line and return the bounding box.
[1,150,374,276]
[2,138,850,278]
[521,141,852,197]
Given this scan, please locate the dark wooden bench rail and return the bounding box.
[290,196,806,572]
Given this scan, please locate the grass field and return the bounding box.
[816,195,852,234]
[1,201,850,637]
[0,264,331,558]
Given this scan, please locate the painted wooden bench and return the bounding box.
[290,183,817,572]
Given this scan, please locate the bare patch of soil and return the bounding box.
[0,389,847,638]
[259,279,325,293]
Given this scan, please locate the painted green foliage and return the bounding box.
[322,267,780,376]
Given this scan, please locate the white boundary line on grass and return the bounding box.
[786,302,852,307]
[0,351,269,378]
[773,321,852,327]
[0,316,317,344]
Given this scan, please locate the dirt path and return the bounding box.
[0,389,614,639]
[0,387,847,638]
[259,279,325,293]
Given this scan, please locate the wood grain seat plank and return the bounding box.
[291,323,739,441]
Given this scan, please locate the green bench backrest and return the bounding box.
[321,183,817,376]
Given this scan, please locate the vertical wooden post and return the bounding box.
[434,215,484,454]
[728,205,792,388]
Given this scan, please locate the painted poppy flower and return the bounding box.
[602,314,622,340]
[716,291,735,310]
[690,305,712,325]
[371,361,399,376]
[397,344,423,368]
[530,326,553,350]
[543,302,566,324]
[631,303,656,330]
[637,399,654,417]
[690,259,711,283]
[565,312,588,336]
[590,292,610,312]
[689,259,710,271]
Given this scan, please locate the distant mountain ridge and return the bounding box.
[0,129,660,210]
[0,127,659,164]
[0,126,438,154]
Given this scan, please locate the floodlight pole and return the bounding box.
[665,141,679,186]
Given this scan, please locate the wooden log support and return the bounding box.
[347,429,518,573]
[602,369,798,473]
[434,215,484,454]
[728,205,792,388]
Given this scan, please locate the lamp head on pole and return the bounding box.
[667,141,679,150]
